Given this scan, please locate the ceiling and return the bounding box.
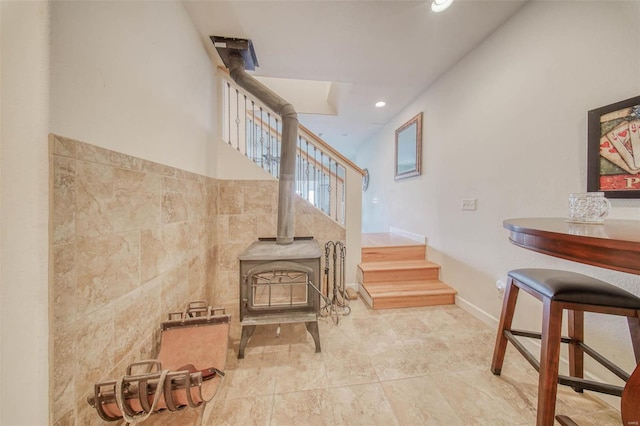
[183,0,527,159]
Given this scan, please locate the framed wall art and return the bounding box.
[395,112,423,180]
[587,95,640,198]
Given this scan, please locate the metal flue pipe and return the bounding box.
[228,53,298,245]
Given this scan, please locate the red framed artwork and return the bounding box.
[587,95,640,198]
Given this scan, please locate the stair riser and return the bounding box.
[373,294,455,310]
[361,246,426,263]
[358,283,374,309]
[360,233,455,310]
[362,268,439,283]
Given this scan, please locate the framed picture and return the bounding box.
[395,112,423,180]
[587,95,640,198]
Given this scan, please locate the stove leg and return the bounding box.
[305,321,321,353]
[238,325,256,359]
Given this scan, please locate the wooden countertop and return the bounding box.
[503,218,640,275]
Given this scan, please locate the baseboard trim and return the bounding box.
[346,282,358,291]
[389,227,426,244]
[455,295,499,328]
[357,283,373,308]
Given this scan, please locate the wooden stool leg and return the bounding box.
[568,310,584,392]
[628,313,640,363]
[491,277,519,375]
[621,362,640,425]
[621,312,640,426]
[537,298,563,426]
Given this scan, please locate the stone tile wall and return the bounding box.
[50,135,347,425]
[50,135,215,425]
[214,179,347,306]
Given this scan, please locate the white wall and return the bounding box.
[359,0,640,392]
[1,2,51,424]
[216,135,279,180]
[1,1,218,423]
[50,0,216,177]
[345,166,363,286]
[256,76,336,115]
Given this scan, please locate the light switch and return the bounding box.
[462,199,477,211]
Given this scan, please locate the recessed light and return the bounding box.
[431,0,453,12]
[375,101,386,108]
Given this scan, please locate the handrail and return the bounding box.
[219,66,364,177]
[298,125,365,177]
[246,113,345,183]
[219,71,364,226]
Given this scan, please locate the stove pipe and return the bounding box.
[225,51,298,245]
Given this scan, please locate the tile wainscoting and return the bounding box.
[49,134,345,425]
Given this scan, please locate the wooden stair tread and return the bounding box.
[367,288,457,298]
[361,245,426,263]
[359,280,456,310]
[363,280,455,293]
[358,260,439,272]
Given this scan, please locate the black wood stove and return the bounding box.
[238,237,322,358]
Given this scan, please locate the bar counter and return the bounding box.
[503,218,640,275]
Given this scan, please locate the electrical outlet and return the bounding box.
[496,279,505,298]
[462,199,477,211]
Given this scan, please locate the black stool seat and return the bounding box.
[509,269,640,310]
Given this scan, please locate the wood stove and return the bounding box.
[238,237,322,358]
[214,38,324,359]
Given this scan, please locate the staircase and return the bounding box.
[357,233,456,309]
[219,68,365,227]
[219,69,366,291]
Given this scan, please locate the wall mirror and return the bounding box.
[395,112,423,180]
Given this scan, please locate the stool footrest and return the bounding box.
[555,415,579,426]
[557,374,623,396]
[510,329,572,344]
[504,330,626,396]
[505,330,541,371]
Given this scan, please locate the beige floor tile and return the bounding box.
[273,352,329,394]
[381,376,464,425]
[203,395,274,426]
[144,407,203,426]
[431,370,538,425]
[370,336,445,380]
[328,383,399,426]
[271,389,335,425]
[220,367,277,400]
[322,346,380,388]
[193,299,623,426]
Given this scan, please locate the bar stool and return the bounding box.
[491,269,640,426]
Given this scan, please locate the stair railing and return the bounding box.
[220,70,364,226]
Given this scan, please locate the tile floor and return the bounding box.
[152,299,622,425]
